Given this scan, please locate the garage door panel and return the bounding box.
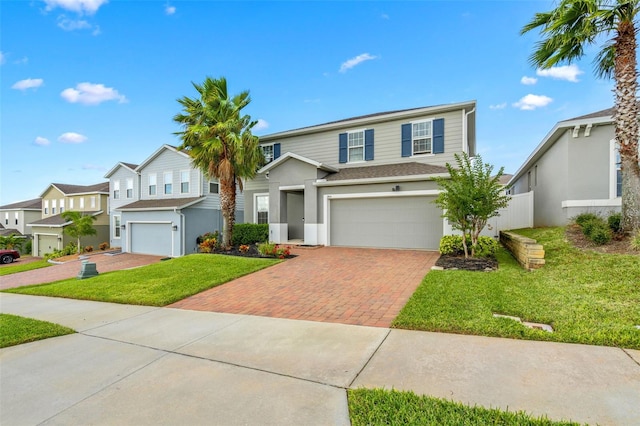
[130,223,172,257]
[37,235,58,257]
[330,196,442,250]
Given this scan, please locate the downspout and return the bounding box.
[463,107,476,155]
[174,207,185,256]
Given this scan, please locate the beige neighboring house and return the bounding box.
[28,182,110,257]
[0,198,42,238]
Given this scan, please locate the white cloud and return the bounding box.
[520,76,537,85]
[165,5,176,15]
[58,132,88,143]
[12,78,44,90]
[0,51,5,65]
[57,15,99,33]
[61,82,127,105]
[489,102,507,110]
[513,94,553,111]
[381,13,389,19]
[14,56,29,65]
[253,119,269,131]
[339,53,378,73]
[536,64,583,82]
[34,136,51,146]
[44,0,108,15]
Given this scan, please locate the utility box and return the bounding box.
[77,260,99,279]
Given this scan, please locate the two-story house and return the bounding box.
[244,100,477,250]
[28,183,110,256]
[509,107,626,226]
[105,144,244,257]
[0,198,42,238]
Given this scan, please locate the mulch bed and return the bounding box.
[565,224,638,255]
[211,244,296,259]
[435,254,498,271]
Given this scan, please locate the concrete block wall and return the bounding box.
[500,231,545,270]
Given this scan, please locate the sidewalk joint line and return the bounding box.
[621,348,640,368]
[346,327,392,389]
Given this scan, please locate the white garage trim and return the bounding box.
[34,232,61,257]
[125,221,175,257]
[323,190,442,247]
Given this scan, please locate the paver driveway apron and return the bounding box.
[170,246,439,327]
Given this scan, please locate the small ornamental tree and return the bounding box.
[61,211,97,254]
[434,153,511,258]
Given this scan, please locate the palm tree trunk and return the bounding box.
[219,177,237,249]
[614,20,640,233]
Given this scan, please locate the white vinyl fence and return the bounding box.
[443,191,534,238]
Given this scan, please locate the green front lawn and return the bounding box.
[394,227,640,349]
[348,388,580,426]
[4,254,279,306]
[0,259,52,276]
[0,314,75,348]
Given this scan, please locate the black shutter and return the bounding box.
[274,143,281,159]
[401,124,412,157]
[433,118,445,154]
[364,129,374,161]
[339,133,348,163]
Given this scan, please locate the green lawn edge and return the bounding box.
[0,313,75,348]
[3,254,280,306]
[393,227,640,349]
[0,259,52,276]
[348,388,582,426]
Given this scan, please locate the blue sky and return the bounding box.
[0,0,615,205]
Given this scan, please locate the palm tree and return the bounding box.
[173,77,263,248]
[61,211,97,254]
[522,0,640,233]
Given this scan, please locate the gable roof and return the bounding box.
[28,211,102,227]
[40,182,110,197]
[258,152,339,174]
[509,106,615,185]
[324,162,448,182]
[116,197,205,211]
[104,161,139,178]
[0,198,42,210]
[135,144,191,171]
[260,100,476,141]
[0,227,24,237]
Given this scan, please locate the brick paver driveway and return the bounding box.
[0,253,164,290]
[170,246,439,328]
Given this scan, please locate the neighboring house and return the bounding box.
[105,144,244,257]
[509,107,624,226]
[0,198,42,237]
[27,183,110,257]
[243,101,477,250]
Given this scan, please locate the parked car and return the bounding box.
[0,249,20,264]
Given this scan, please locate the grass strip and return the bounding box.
[0,259,52,276]
[4,254,279,306]
[0,314,75,348]
[348,388,581,426]
[393,227,640,349]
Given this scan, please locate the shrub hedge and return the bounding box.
[438,235,499,258]
[232,224,269,246]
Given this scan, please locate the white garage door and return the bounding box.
[329,196,442,250]
[37,234,59,257]
[130,223,173,257]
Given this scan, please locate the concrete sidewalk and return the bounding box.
[1,293,639,425]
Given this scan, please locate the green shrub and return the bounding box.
[607,213,622,233]
[24,239,32,255]
[257,242,291,258]
[589,223,612,245]
[439,235,498,258]
[232,224,269,246]
[439,235,464,255]
[574,213,599,227]
[476,236,499,257]
[257,242,276,256]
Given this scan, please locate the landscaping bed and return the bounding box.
[435,254,497,271]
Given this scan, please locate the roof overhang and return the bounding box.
[115,197,205,211]
[105,161,139,178]
[315,173,450,187]
[258,152,339,174]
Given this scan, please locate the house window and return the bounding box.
[59,199,64,213]
[412,120,432,154]
[69,198,74,209]
[149,173,157,196]
[262,145,274,163]
[114,215,121,238]
[164,172,173,195]
[4,212,8,225]
[126,178,133,198]
[113,180,120,199]
[52,199,57,215]
[181,171,190,194]
[209,182,219,194]
[616,148,622,197]
[90,196,96,209]
[534,165,538,186]
[348,131,364,162]
[79,198,84,209]
[15,212,19,225]
[527,171,532,192]
[255,194,269,224]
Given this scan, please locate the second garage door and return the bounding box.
[130,223,173,257]
[37,234,59,257]
[329,196,442,250]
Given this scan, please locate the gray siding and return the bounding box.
[139,149,200,201]
[109,167,139,212]
[567,124,614,200]
[183,207,224,254]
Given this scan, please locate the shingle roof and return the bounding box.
[117,197,205,211]
[121,162,138,170]
[325,162,448,181]
[29,211,100,227]
[562,107,614,122]
[51,182,110,195]
[0,198,42,210]
[0,228,24,237]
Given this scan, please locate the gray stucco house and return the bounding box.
[243,101,477,250]
[0,198,42,238]
[105,144,244,257]
[509,107,623,226]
